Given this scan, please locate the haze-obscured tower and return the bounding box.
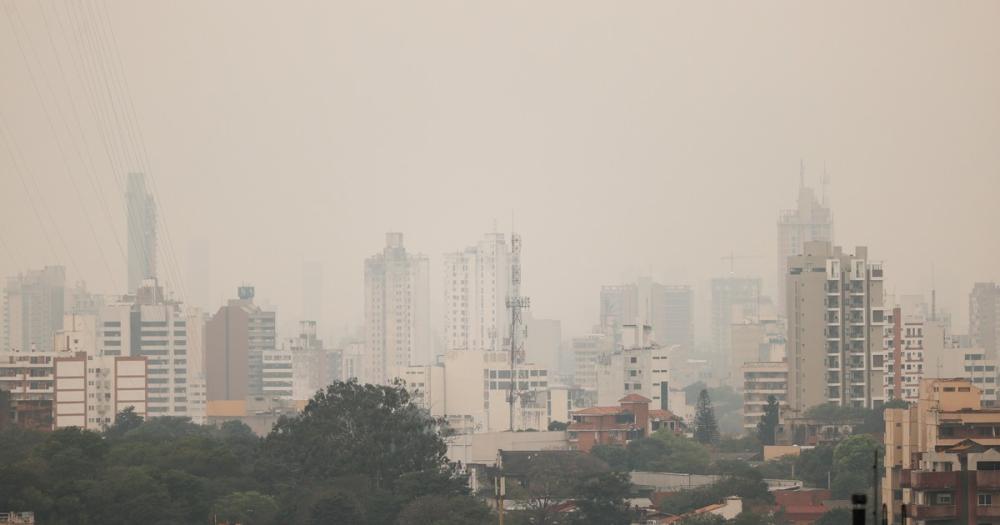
[711,277,761,359]
[650,284,694,349]
[786,242,886,411]
[127,172,157,293]
[777,172,833,314]
[2,266,65,352]
[443,232,510,352]
[364,233,430,382]
[970,282,1000,358]
[301,261,324,329]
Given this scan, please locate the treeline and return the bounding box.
[0,381,492,525]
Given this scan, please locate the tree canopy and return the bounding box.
[694,389,720,445]
[0,380,491,525]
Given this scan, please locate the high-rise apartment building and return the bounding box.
[776,178,833,314]
[786,242,886,411]
[96,279,195,417]
[126,172,157,293]
[710,276,761,361]
[205,286,276,401]
[650,284,694,349]
[3,266,66,353]
[443,233,510,353]
[364,233,430,381]
[970,282,1000,358]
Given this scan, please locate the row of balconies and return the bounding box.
[903,470,1000,490]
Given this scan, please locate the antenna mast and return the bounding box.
[506,233,530,431]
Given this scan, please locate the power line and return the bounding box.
[84,0,188,301]
[0,112,77,276]
[60,0,173,296]
[90,0,188,301]
[35,0,127,265]
[3,0,117,288]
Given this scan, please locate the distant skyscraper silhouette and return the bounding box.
[776,170,833,314]
[126,173,157,293]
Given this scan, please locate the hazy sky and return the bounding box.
[2,1,999,343]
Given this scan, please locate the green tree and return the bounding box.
[677,514,726,525]
[212,491,279,525]
[831,434,882,498]
[397,495,493,525]
[509,452,608,525]
[571,472,635,525]
[303,489,365,525]
[547,420,569,431]
[794,445,834,487]
[590,444,630,471]
[105,406,144,439]
[649,431,712,473]
[693,389,720,445]
[261,380,448,490]
[756,395,780,446]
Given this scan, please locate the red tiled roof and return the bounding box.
[568,422,634,431]
[619,394,652,403]
[782,505,828,520]
[573,406,627,416]
[649,409,682,420]
[774,489,830,507]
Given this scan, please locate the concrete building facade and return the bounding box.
[786,242,887,411]
[971,282,1000,358]
[364,233,430,381]
[443,232,510,353]
[741,361,788,432]
[205,286,276,401]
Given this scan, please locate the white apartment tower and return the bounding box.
[364,233,430,382]
[443,232,511,352]
[776,175,833,314]
[786,242,886,411]
[96,279,195,417]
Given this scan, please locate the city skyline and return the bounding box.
[2,2,998,341]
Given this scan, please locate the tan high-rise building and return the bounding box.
[786,242,886,411]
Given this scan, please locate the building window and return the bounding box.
[979,494,992,506]
[937,493,952,504]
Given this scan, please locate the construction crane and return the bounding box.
[721,251,761,276]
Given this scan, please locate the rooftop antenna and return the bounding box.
[506,230,530,431]
[931,264,937,322]
[822,162,830,207]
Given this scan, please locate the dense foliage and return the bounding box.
[0,380,490,525]
[591,430,712,474]
[656,467,773,516]
[694,389,720,445]
[756,395,780,446]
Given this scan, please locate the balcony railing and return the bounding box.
[978,470,1000,490]
[977,505,1000,518]
[908,504,957,520]
[910,471,959,490]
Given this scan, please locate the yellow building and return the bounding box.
[884,378,1000,524]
